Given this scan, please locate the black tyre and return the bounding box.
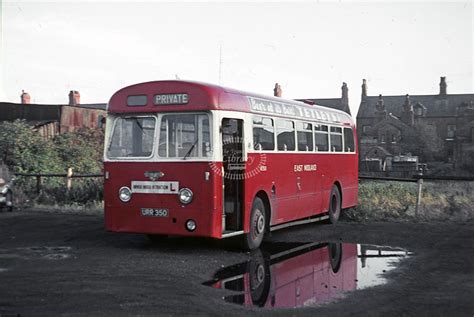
[5,191,13,212]
[328,185,341,223]
[328,242,343,273]
[243,197,266,250]
[248,249,271,306]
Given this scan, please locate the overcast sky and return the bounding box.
[1,0,472,115]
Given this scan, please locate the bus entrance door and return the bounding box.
[222,118,244,232]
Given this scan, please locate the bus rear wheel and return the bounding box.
[328,185,341,224]
[243,197,266,250]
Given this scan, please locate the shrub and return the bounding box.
[0,120,104,207]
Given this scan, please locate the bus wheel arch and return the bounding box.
[328,182,342,224]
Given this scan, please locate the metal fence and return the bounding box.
[15,168,103,194]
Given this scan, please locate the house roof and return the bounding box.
[0,102,61,121]
[296,98,351,116]
[357,94,474,118]
[0,102,107,122]
[368,113,416,136]
[73,103,107,111]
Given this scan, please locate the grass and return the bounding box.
[11,178,104,215]
[345,180,474,222]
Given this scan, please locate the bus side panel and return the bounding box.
[340,152,358,209]
[243,153,273,232]
[244,153,322,228]
[316,153,358,212]
[244,151,358,231]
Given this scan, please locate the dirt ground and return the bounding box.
[0,209,472,316]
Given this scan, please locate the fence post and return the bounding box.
[36,175,42,194]
[67,167,73,191]
[415,170,424,216]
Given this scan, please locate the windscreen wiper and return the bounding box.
[183,138,199,160]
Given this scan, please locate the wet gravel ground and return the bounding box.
[0,209,472,316]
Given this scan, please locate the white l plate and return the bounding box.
[131,181,179,194]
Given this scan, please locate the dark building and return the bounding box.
[271,82,352,115]
[296,82,351,115]
[357,77,474,176]
[0,90,106,139]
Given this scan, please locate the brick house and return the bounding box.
[357,77,474,176]
[0,90,106,139]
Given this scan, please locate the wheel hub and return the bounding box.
[256,212,265,234]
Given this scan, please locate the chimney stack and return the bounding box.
[21,90,31,104]
[439,77,447,96]
[341,82,349,107]
[375,94,387,121]
[273,83,282,97]
[69,90,80,105]
[361,79,368,99]
[401,94,414,126]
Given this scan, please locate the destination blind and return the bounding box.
[154,93,189,105]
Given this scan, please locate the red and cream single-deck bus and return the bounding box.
[104,80,358,249]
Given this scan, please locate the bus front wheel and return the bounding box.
[328,185,341,224]
[243,197,266,250]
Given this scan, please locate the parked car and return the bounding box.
[0,177,13,212]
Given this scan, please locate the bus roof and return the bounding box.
[108,80,354,125]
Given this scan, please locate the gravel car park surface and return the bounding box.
[0,209,472,316]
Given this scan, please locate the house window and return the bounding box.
[391,134,397,143]
[362,125,371,135]
[447,125,456,140]
[415,107,423,116]
[380,134,385,144]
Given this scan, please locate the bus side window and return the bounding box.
[314,124,329,152]
[297,122,313,151]
[253,116,274,151]
[276,119,295,151]
[344,127,355,152]
[330,126,343,152]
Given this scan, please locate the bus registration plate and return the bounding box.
[140,208,169,217]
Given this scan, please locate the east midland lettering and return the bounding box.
[294,164,318,172]
[154,93,189,105]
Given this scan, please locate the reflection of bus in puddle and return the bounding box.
[205,242,410,309]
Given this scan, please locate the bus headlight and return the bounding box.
[178,188,193,204]
[119,186,132,202]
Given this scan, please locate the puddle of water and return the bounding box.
[0,268,9,273]
[204,242,411,309]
